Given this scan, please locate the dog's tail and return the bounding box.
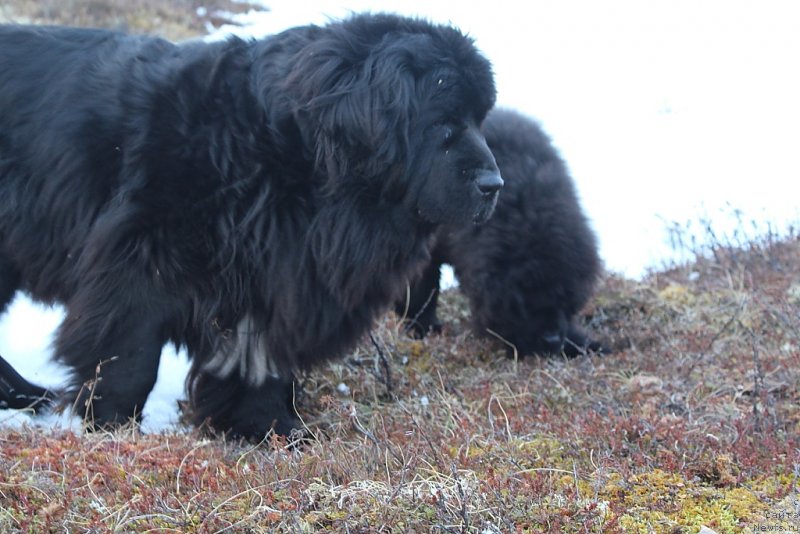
[0,354,54,412]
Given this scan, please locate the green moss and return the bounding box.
[601,469,774,532]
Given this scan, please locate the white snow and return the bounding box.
[2,0,800,430]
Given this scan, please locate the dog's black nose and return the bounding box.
[541,330,565,350]
[476,170,504,194]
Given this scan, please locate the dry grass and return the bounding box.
[1,3,799,532]
[0,0,266,40]
[2,229,799,532]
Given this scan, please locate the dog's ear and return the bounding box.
[282,37,422,192]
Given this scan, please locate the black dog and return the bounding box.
[0,14,501,439]
[399,109,603,357]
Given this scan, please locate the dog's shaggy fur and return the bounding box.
[0,14,501,439]
[400,109,603,357]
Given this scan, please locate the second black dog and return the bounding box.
[400,109,604,357]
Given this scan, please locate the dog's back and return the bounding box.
[1,26,138,111]
[0,26,185,297]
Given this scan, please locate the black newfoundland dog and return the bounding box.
[399,109,603,357]
[0,14,501,439]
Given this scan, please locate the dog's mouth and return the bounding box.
[472,191,500,224]
[471,169,503,224]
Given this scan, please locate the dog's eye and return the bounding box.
[434,120,462,147]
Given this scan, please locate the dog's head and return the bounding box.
[278,13,502,226]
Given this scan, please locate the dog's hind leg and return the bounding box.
[55,280,171,429]
[0,354,53,410]
[0,253,53,410]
